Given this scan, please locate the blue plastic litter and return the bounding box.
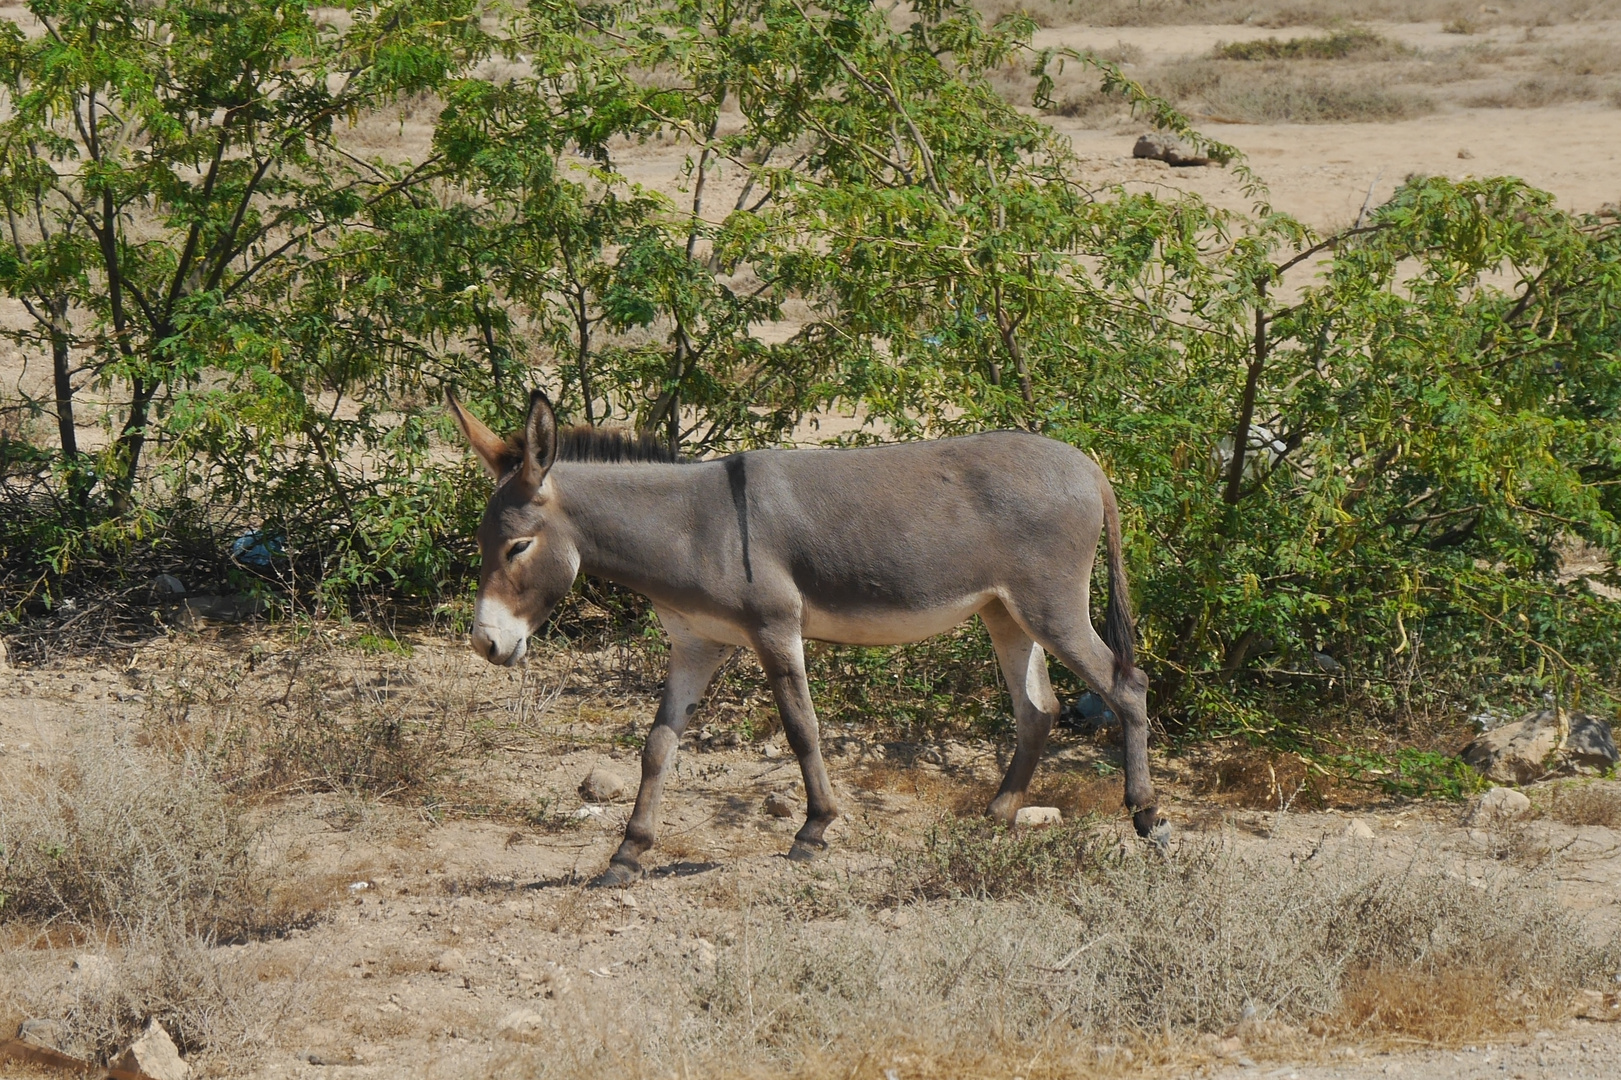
[231,530,284,567]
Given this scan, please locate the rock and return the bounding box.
[1132,131,1212,167]
[111,1019,188,1080]
[577,768,629,803]
[17,1018,62,1049]
[1342,818,1375,840]
[1014,806,1063,827]
[763,790,798,818]
[149,573,186,599]
[538,964,573,998]
[179,594,264,627]
[1564,715,1618,770]
[691,937,718,978]
[1574,988,1621,1020]
[430,949,466,973]
[1469,786,1532,824]
[496,1009,547,1040]
[1460,709,1564,783]
[761,743,782,759]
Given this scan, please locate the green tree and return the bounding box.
[0,0,488,512]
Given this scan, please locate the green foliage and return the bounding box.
[0,0,1618,746]
[1324,748,1487,800]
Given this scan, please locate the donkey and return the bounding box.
[450,389,1157,887]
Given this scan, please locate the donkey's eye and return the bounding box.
[506,540,532,562]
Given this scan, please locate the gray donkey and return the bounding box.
[450,389,1157,887]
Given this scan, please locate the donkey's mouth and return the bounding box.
[470,596,532,666]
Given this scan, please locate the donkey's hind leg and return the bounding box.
[753,628,841,862]
[1018,608,1157,837]
[982,601,1062,824]
[592,620,733,887]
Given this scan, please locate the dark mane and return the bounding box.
[556,425,684,464]
[493,425,684,480]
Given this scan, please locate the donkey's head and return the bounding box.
[449,389,579,666]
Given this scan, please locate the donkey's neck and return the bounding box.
[553,462,703,596]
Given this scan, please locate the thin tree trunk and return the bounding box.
[575,284,594,425]
[1223,281,1269,505]
[49,300,77,466]
[111,376,155,513]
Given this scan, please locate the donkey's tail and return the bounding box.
[1100,480,1137,684]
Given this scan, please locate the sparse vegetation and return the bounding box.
[1147,59,1434,121]
[1536,780,1621,828]
[485,833,1617,1077]
[1214,29,1395,61]
[0,734,258,936]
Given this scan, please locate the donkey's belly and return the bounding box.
[800,594,992,646]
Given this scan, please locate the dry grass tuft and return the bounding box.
[0,733,260,937]
[0,930,276,1061]
[1149,60,1433,123]
[1537,780,1621,828]
[1198,748,1328,810]
[1333,966,1526,1042]
[0,735,314,1060]
[891,816,1113,899]
[1466,75,1601,108]
[1214,29,1399,62]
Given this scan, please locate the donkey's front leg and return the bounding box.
[754,630,840,862]
[591,632,733,888]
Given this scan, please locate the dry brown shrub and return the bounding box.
[1466,74,1601,107]
[0,734,322,1061]
[1537,780,1621,828]
[1198,748,1329,810]
[0,733,263,937]
[1148,59,1433,122]
[1333,966,1530,1042]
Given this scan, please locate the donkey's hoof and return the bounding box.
[587,860,643,888]
[786,838,827,863]
[985,794,1021,825]
[1132,806,1161,839]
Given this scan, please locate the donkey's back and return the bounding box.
[696,431,1113,647]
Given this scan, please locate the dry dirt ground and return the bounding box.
[2,630,1619,1079]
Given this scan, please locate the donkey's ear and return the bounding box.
[520,388,559,488]
[446,390,513,480]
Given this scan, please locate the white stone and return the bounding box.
[497,1009,547,1039]
[763,790,798,818]
[1342,818,1375,840]
[1469,786,1532,824]
[1014,806,1063,827]
[430,949,466,973]
[111,1019,189,1080]
[578,768,629,803]
[692,938,718,977]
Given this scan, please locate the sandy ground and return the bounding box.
[3,637,1620,1079]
